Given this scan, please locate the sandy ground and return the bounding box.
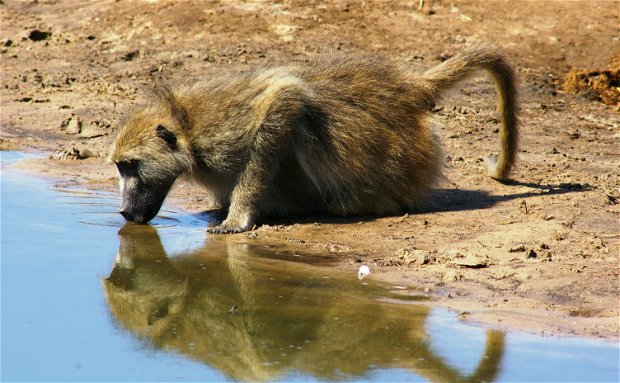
[1,0,619,340]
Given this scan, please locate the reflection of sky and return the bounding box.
[151,211,209,256]
[1,159,226,381]
[1,152,619,382]
[426,310,489,376]
[500,334,619,382]
[426,300,619,382]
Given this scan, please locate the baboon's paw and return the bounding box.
[207,223,248,234]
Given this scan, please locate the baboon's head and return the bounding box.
[110,86,193,223]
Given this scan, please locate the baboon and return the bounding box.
[110,44,519,233]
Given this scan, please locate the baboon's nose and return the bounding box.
[119,209,135,222]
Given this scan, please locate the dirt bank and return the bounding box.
[1,0,618,340]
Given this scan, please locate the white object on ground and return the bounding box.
[358,265,370,279]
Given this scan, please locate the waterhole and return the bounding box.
[1,152,618,382]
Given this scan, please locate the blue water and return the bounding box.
[1,152,222,381]
[1,151,618,382]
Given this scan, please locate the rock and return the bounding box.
[457,311,471,319]
[568,130,581,139]
[509,245,527,253]
[454,255,489,268]
[443,270,463,282]
[391,248,435,265]
[413,250,435,265]
[28,30,52,42]
[438,52,452,61]
[49,147,95,160]
[491,267,516,280]
[121,50,139,61]
[60,115,82,135]
[525,249,538,259]
[79,121,106,139]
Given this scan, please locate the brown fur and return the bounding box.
[110,44,519,233]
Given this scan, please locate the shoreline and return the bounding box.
[4,153,619,342]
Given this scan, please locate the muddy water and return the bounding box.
[1,152,618,382]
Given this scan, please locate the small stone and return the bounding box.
[60,115,82,135]
[443,270,463,282]
[28,30,52,42]
[49,147,93,160]
[568,130,581,139]
[391,248,435,265]
[121,50,139,61]
[457,311,471,318]
[509,245,527,253]
[526,249,538,259]
[454,255,488,268]
[80,149,96,158]
[438,52,452,61]
[79,122,106,139]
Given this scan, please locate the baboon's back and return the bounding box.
[279,58,443,215]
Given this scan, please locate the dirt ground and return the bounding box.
[1,1,619,340]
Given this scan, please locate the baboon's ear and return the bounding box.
[156,125,177,149]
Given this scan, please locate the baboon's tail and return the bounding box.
[421,44,519,180]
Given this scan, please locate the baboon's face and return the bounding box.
[111,110,192,224]
[116,156,174,224]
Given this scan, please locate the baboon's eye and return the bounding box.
[156,125,177,148]
[116,160,139,175]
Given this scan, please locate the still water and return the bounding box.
[1,151,618,382]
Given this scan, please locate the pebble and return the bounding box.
[49,147,95,160]
[60,115,82,135]
[28,29,52,41]
[454,255,489,268]
[526,249,538,259]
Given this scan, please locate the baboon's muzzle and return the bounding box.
[119,200,160,224]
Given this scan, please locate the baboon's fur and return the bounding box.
[110,44,519,233]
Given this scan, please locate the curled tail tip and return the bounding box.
[486,154,511,181]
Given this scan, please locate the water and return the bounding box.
[1,151,618,382]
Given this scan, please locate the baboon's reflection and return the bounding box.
[104,225,505,382]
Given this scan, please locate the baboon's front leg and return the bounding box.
[208,83,309,234]
[208,155,276,233]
